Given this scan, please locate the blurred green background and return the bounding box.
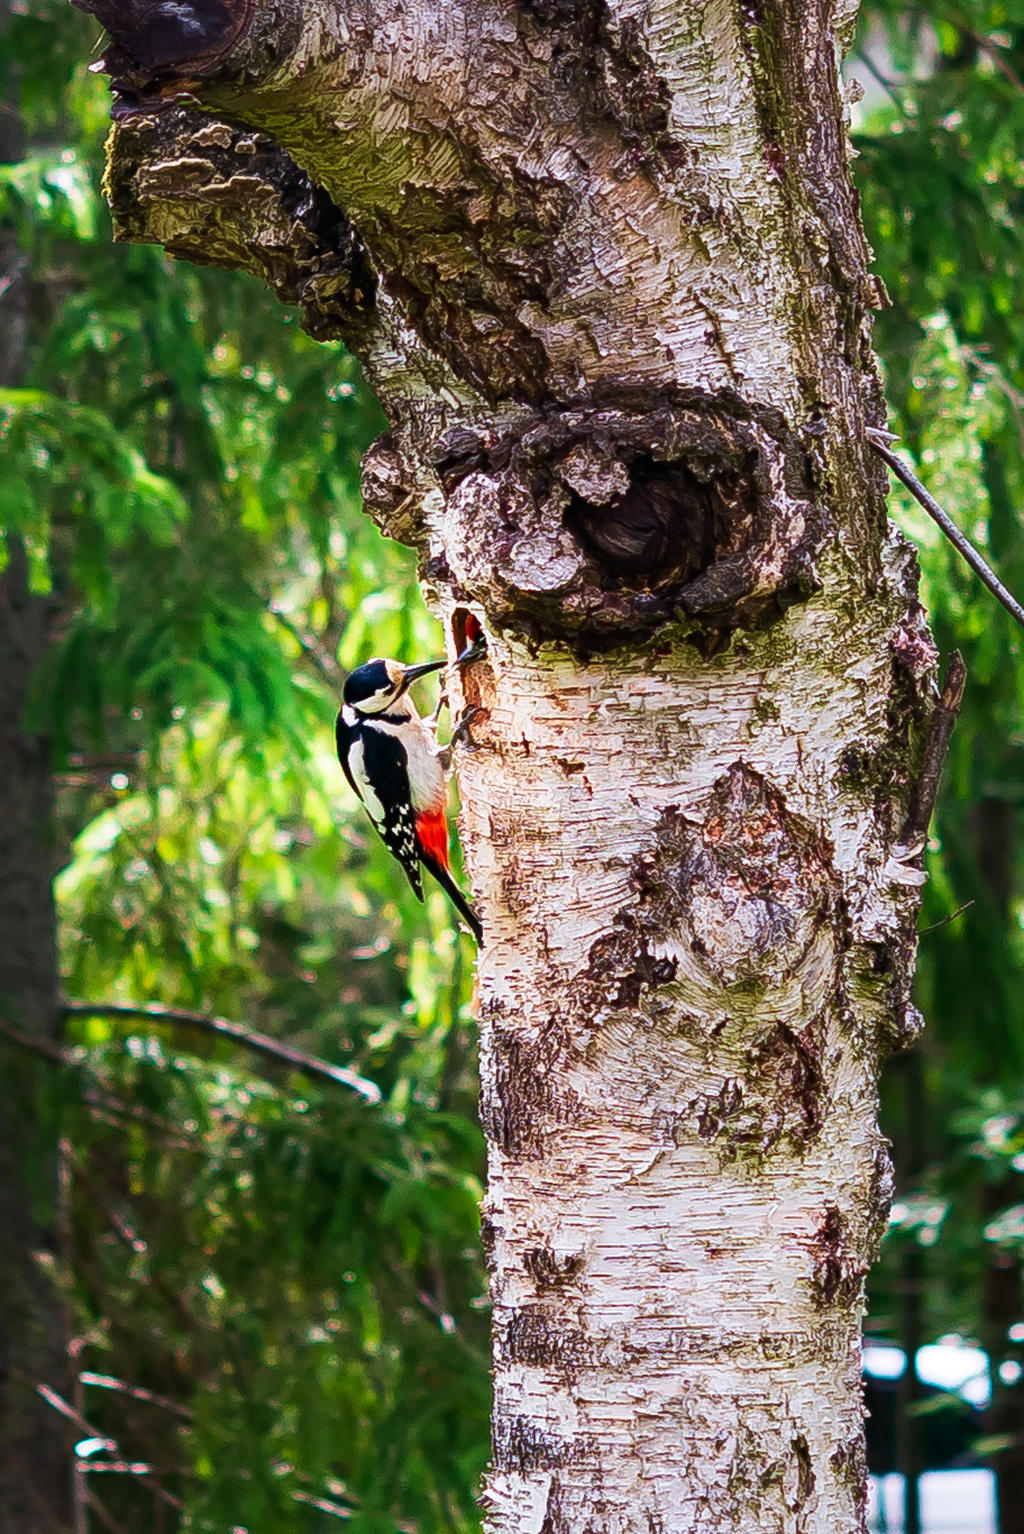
[1,2,1023,1529]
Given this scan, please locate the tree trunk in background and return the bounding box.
[0,8,72,1526]
[0,545,70,1534]
[69,0,945,1524]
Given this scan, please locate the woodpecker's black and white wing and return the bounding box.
[334,708,362,800]
[335,706,425,900]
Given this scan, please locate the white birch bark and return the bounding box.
[460,593,929,1533]
[70,0,948,1524]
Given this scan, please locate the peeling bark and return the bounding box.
[103,102,376,340]
[70,0,947,1526]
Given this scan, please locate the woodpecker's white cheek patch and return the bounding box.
[354,687,398,716]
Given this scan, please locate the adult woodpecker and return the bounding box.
[335,652,483,941]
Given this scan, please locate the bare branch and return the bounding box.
[919,899,975,935]
[269,605,344,686]
[60,1001,382,1103]
[867,428,1024,632]
[80,1374,193,1422]
[291,1487,354,1520]
[36,1384,185,1511]
[0,1020,65,1064]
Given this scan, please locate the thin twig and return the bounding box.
[60,1001,382,1104]
[62,1148,148,1256]
[80,1374,193,1422]
[867,429,1024,632]
[853,50,914,121]
[919,899,975,935]
[58,1143,90,1534]
[0,1021,65,1064]
[291,1488,354,1519]
[80,1463,183,1490]
[0,1025,197,1143]
[953,20,1024,95]
[77,1089,195,1148]
[85,1491,133,1534]
[35,1385,183,1511]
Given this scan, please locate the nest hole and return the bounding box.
[564,454,751,590]
[451,607,486,709]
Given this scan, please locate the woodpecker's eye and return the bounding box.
[384,660,404,690]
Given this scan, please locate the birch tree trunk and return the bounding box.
[71,0,949,1525]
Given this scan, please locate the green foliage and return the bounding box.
[3,10,487,1530]
[52,1037,488,1533]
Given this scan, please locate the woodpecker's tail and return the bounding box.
[420,854,483,942]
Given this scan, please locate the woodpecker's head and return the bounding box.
[342,656,446,715]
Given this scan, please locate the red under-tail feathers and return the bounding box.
[414,808,481,939]
[415,809,450,871]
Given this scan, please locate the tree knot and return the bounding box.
[431,393,820,652]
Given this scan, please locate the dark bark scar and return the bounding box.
[809,1204,866,1309]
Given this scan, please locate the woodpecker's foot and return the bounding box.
[451,705,485,751]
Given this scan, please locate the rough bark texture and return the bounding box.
[71,0,943,1526]
[0,11,73,1524]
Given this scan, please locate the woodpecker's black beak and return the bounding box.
[400,658,447,689]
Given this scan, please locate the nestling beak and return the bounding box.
[455,613,487,667]
[400,658,447,688]
[453,639,482,666]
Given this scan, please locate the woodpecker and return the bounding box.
[335,655,483,941]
